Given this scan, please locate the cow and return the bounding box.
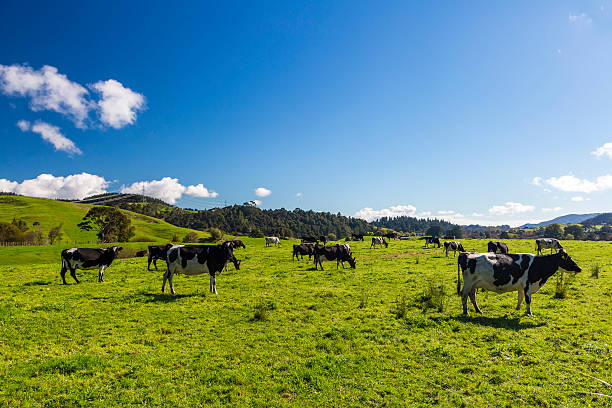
[370,236,388,248]
[162,244,240,295]
[301,236,319,244]
[265,237,281,247]
[424,237,441,248]
[399,236,411,240]
[335,244,353,268]
[222,240,246,250]
[444,241,465,257]
[135,250,147,257]
[457,249,581,315]
[351,233,364,241]
[535,238,563,255]
[60,246,123,284]
[293,244,315,261]
[147,244,173,271]
[384,232,399,240]
[319,236,328,245]
[488,241,509,254]
[313,245,356,270]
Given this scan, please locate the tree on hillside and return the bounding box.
[447,225,464,238]
[78,207,135,243]
[426,225,443,237]
[0,222,22,242]
[544,223,564,239]
[564,225,585,240]
[11,217,28,232]
[48,223,64,244]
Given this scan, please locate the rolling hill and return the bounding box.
[0,194,208,244]
[520,213,601,228]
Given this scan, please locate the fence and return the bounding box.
[0,241,98,247]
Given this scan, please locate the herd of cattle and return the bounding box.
[59,236,580,315]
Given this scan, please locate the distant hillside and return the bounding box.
[0,194,208,243]
[581,213,612,226]
[371,216,458,233]
[520,213,601,228]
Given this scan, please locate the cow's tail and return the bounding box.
[456,261,462,296]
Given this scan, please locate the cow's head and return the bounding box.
[558,249,581,273]
[232,258,241,270]
[383,240,388,248]
[109,246,123,253]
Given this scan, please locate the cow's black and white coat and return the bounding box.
[313,245,356,270]
[148,244,173,271]
[457,250,581,315]
[487,241,509,254]
[370,236,388,248]
[266,237,281,247]
[535,238,563,255]
[292,244,315,261]
[444,241,464,257]
[60,246,123,284]
[424,237,441,248]
[162,244,240,295]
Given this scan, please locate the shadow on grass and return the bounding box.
[138,293,203,303]
[24,280,52,286]
[431,315,547,331]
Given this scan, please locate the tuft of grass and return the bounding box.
[590,264,601,279]
[358,293,369,309]
[416,280,449,313]
[554,270,577,299]
[252,299,276,321]
[393,295,409,319]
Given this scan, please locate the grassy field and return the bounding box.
[0,238,610,407]
[0,195,208,244]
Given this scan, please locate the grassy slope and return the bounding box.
[0,238,610,407]
[0,195,208,247]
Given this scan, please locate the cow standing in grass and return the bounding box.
[370,237,388,248]
[535,238,563,255]
[313,245,356,270]
[293,244,315,261]
[265,237,281,247]
[147,244,173,271]
[488,241,509,254]
[456,249,581,315]
[60,246,123,284]
[424,237,441,248]
[444,241,464,257]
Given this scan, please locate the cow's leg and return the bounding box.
[516,289,525,310]
[161,268,169,292]
[525,289,533,315]
[469,288,482,314]
[461,289,469,315]
[98,265,105,282]
[70,268,79,284]
[210,274,217,295]
[147,256,152,271]
[168,270,176,294]
[153,258,159,271]
[60,263,68,285]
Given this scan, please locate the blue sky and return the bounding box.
[1,1,611,226]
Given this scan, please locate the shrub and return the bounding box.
[208,227,223,241]
[416,280,449,312]
[554,270,577,299]
[171,234,179,242]
[328,233,337,241]
[182,232,199,243]
[252,300,276,321]
[590,265,601,279]
[393,295,409,319]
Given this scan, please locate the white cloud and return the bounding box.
[592,142,612,159]
[471,212,484,217]
[185,184,218,198]
[0,173,108,199]
[0,64,145,129]
[569,12,592,24]
[544,174,612,193]
[542,206,563,212]
[16,119,30,131]
[531,177,543,186]
[252,199,262,206]
[20,121,82,155]
[418,211,431,217]
[121,177,186,204]
[254,187,271,197]
[92,79,145,129]
[296,192,302,197]
[354,204,417,222]
[488,202,535,215]
[571,196,584,202]
[437,210,455,215]
[0,64,91,127]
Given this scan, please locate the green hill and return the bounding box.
[0,194,208,244]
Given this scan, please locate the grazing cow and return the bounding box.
[60,246,123,284]
[135,250,147,257]
[162,244,240,295]
[399,236,411,240]
[147,244,173,271]
[313,245,356,270]
[444,241,465,257]
[293,244,315,261]
[488,241,509,254]
[335,244,353,268]
[535,238,563,255]
[301,236,319,244]
[222,240,246,250]
[457,249,581,315]
[319,236,328,245]
[265,236,281,247]
[352,233,364,241]
[370,236,388,248]
[384,232,399,240]
[424,237,441,248]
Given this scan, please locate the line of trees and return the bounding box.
[0,217,64,244]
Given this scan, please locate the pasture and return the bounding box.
[0,238,610,407]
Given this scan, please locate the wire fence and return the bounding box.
[0,241,98,247]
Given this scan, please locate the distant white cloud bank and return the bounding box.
[0,173,108,199]
[354,204,417,222]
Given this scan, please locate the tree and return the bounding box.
[544,223,564,239]
[447,225,464,239]
[78,207,135,243]
[0,222,22,242]
[48,223,64,244]
[500,231,510,239]
[208,228,223,241]
[564,225,585,240]
[183,232,199,243]
[11,217,28,232]
[426,225,443,237]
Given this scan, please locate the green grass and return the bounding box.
[0,195,208,244]
[0,238,610,407]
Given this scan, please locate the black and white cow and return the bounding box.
[352,233,364,241]
[148,244,173,271]
[162,244,240,295]
[265,237,281,247]
[444,241,465,257]
[424,237,441,248]
[60,246,123,284]
[457,249,581,315]
[222,240,246,250]
[535,238,563,255]
[335,244,353,268]
[313,245,356,270]
[384,232,399,240]
[488,241,509,254]
[370,236,388,248]
[293,243,315,261]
